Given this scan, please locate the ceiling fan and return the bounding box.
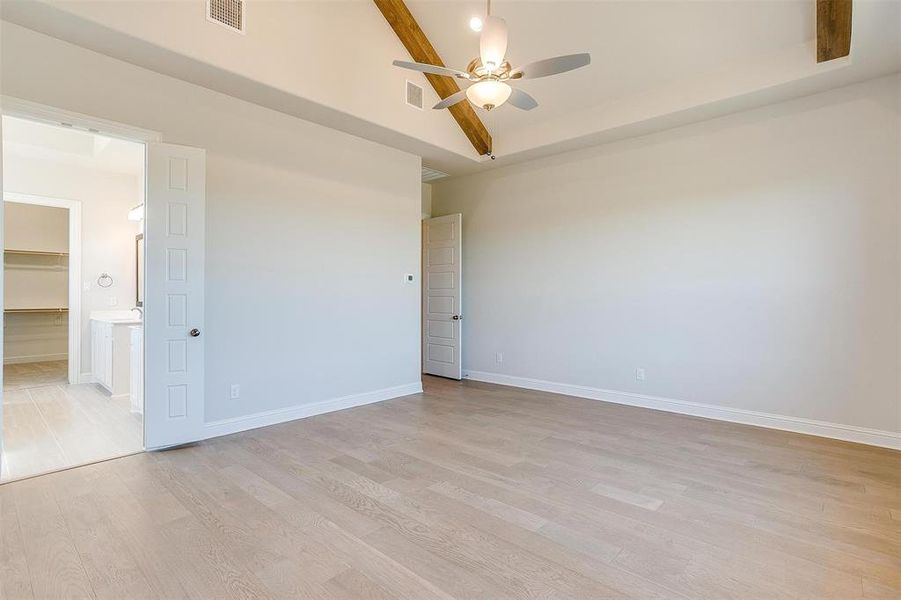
[392,0,590,112]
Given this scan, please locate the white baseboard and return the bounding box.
[203,381,424,441]
[78,373,95,385]
[4,353,68,365]
[464,370,901,451]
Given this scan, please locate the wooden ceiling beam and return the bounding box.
[373,0,492,156]
[816,0,852,62]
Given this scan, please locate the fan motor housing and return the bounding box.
[466,58,513,81]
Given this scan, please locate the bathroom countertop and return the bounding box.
[89,309,143,325]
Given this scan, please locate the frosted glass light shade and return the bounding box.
[466,80,512,110]
[479,16,508,71]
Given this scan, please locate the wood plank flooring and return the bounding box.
[1,375,899,599]
[1,361,143,481]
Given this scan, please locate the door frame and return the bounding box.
[421,213,463,380]
[0,97,174,457]
[3,192,82,384]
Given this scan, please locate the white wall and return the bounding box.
[1,22,422,424]
[3,155,142,372]
[432,74,901,437]
[4,202,67,252]
[421,183,432,220]
[3,203,69,363]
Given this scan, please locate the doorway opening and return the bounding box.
[2,115,146,481]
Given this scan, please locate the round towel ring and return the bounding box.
[97,273,113,288]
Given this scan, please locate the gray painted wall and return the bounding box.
[2,22,422,423]
[433,74,901,433]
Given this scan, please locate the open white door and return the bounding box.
[144,143,205,449]
[422,214,462,379]
[0,116,4,475]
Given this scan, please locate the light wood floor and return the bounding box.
[1,376,899,599]
[3,360,69,392]
[1,361,143,481]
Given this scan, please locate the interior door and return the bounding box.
[144,142,205,449]
[422,214,462,379]
[0,117,4,474]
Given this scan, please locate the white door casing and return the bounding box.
[422,214,462,379]
[144,143,205,449]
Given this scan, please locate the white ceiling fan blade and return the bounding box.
[510,53,591,80]
[479,16,508,71]
[433,89,468,110]
[508,87,538,111]
[392,60,472,80]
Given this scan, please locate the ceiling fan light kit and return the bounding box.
[466,79,512,111]
[392,0,590,153]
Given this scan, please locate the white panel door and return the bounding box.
[423,214,462,379]
[144,143,205,449]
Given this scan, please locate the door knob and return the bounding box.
[452,315,463,320]
[189,328,201,337]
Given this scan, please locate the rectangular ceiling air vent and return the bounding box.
[406,80,424,110]
[207,0,245,34]
[422,166,449,183]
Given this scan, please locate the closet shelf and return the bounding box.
[4,308,69,314]
[4,249,69,257]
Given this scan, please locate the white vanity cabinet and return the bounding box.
[129,326,144,414]
[90,312,141,397]
[91,319,114,391]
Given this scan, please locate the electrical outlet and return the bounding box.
[230,384,241,399]
[636,368,646,381]
[496,352,504,364]
[404,273,415,284]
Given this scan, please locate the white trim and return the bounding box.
[1,96,162,143]
[463,370,901,451]
[4,353,68,365]
[78,372,95,385]
[4,192,82,386]
[203,382,424,441]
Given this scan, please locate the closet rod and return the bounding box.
[4,249,69,257]
[4,308,69,314]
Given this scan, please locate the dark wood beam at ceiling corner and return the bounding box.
[816,0,852,62]
[372,0,492,156]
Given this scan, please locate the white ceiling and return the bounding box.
[412,0,813,134]
[2,115,145,177]
[1,0,898,176]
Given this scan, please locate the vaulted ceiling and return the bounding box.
[415,1,814,137]
[2,0,898,176]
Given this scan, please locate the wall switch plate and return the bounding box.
[230,384,241,399]
[636,368,646,381]
[496,352,503,364]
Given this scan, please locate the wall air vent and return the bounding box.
[207,0,245,34]
[405,80,424,110]
[422,166,449,183]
